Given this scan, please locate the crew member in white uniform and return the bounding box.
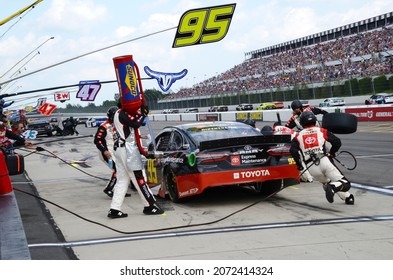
[108,104,164,218]
[290,111,354,205]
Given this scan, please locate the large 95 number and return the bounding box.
[173,3,236,48]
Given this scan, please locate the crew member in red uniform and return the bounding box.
[286,99,327,130]
[290,111,354,204]
[94,106,123,197]
[1,114,32,154]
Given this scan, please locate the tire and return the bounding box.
[322,112,357,134]
[164,169,180,203]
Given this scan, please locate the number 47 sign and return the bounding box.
[76,80,101,101]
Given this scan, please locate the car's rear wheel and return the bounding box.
[322,112,357,134]
[254,180,283,196]
[164,169,180,203]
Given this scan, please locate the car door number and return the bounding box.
[147,159,158,184]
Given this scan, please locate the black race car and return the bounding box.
[145,121,299,202]
[26,119,53,137]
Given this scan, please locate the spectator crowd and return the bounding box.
[165,25,393,100]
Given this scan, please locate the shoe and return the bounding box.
[325,184,336,203]
[103,189,113,198]
[107,209,128,218]
[125,193,131,197]
[345,194,355,205]
[143,204,165,215]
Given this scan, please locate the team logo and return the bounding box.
[144,66,188,92]
[230,155,241,165]
[304,136,316,145]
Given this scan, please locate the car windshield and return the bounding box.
[185,124,260,143]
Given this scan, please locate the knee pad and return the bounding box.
[339,178,351,192]
[329,177,351,192]
[337,177,351,192]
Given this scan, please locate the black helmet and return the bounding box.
[261,125,273,135]
[107,106,118,123]
[299,111,317,127]
[291,99,303,111]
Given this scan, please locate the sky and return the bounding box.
[1,0,393,110]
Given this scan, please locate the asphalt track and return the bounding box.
[10,121,393,260]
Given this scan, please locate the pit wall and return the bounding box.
[149,105,393,123]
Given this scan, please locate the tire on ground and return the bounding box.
[322,112,357,134]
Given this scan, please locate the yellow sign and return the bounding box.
[250,112,263,121]
[236,112,248,121]
[173,4,236,48]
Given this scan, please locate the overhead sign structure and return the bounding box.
[54,91,70,103]
[172,3,236,48]
[35,97,47,108]
[76,80,101,102]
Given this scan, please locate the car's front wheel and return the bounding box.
[164,169,180,203]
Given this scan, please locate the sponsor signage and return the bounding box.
[199,113,219,121]
[235,111,263,122]
[54,91,70,102]
[345,106,393,121]
[230,153,267,165]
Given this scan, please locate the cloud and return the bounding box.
[40,0,107,32]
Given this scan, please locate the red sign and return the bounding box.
[345,106,393,121]
[37,103,57,116]
[54,91,70,102]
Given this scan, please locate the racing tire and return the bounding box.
[322,112,357,134]
[164,169,181,203]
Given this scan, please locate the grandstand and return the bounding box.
[153,12,393,111]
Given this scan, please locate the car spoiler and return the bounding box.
[199,134,292,151]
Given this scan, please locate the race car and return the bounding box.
[145,121,299,202]
[85,116,107,128]
[257,102,284,110]
[319,97,345,107]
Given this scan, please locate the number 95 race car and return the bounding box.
[145,121,299,202]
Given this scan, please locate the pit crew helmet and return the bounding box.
[291,99,303,111]
[107,106,118,123]
[299,111,317,127]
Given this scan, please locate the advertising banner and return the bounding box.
[345,106,393,121]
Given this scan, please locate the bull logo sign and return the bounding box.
[144,66,188,92]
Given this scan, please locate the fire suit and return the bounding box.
[290,125,353,204]
[111,109,163,214]
[286,106,327,130]
[273,124,313,182]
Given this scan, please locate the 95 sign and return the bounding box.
[173,3,236,48]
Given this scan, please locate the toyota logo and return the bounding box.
[244,145,252,151]
[305,136,316,144]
